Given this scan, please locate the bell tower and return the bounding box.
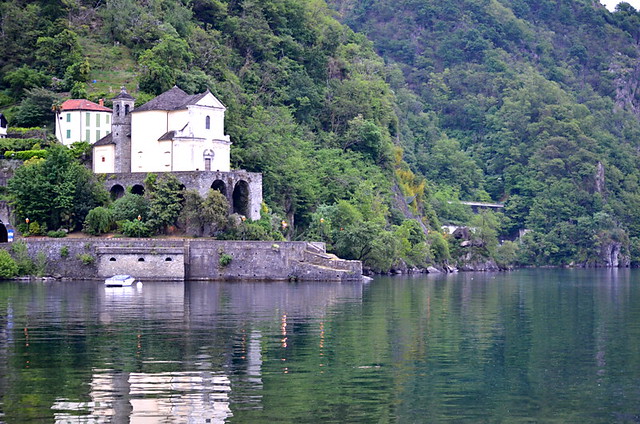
[111,87,134,173]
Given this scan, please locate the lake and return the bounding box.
[1,269,639,423]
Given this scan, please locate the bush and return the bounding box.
[112,193,149,222]
[60,246,69,258]
[47,230,67,238]
[119,219,151,237]
[4,149,48,160]
[0,250,18,279]
[10,241,34,275]
[34,251,47,277]
[219,253,232,267]
[84,206,114,235]
[76,253,95,265]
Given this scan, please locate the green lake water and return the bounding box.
[1,269,639,423]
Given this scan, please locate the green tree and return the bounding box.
[7,144,106,231]
[146,174,184,234]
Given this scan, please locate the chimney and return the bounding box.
[99,99,104,106]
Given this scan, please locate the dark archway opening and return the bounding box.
[110,184,125,200]
[131,184,145,195]
[211,180,227,196]
[232,180,249,217]
[0,222,7,243]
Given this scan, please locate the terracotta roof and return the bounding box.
[134,86,215,112]
[93,132,114,146]
[61,99,112,112]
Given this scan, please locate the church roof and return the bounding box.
[60,99,112,112]
[158,130,176,141]
[94,132,114,146]
[112,86,134,101]
[134,86,220,112]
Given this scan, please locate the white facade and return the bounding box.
[56,100,112,146]
[93,144,115,173]
[129,91,231,173]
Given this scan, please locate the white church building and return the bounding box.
[92,86,262,220]
[93,86,231,174]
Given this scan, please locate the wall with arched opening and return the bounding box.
[110,184,125,200]
[232,180,250,217]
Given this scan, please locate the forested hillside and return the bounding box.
[1,0,640,269]
[327,0,640,266]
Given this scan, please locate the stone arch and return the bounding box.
[110,184,125,200]
[232,180,250,217]
[211,179,227,196]
[0,221,7,243]
[131,184,145,195]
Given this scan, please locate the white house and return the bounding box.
[55,99,112,146]
[93,86,231,174]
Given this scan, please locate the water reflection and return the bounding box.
[1,271,640,423]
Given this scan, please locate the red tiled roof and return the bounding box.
[61,99,112,112]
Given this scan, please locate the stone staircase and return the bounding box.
[290,242,363,281]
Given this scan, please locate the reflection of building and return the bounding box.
[53,370,233,423]
[55,99,113,145]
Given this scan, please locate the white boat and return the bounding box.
[104,275,136,287]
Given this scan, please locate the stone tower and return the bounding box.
[111,87,134,173]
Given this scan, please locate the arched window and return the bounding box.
[115,104,120,116]
[205,115,211,130]
[125,104,130,115]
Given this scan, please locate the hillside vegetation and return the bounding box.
[327,0,640,266]
[1,0,640,269]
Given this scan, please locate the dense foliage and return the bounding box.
[3,0,640,269]
[327,0,640,266]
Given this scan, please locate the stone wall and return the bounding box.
[102,170,262,220]
[1,238,362,281]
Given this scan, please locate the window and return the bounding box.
[85,130,90,142]
[115,104,120,116]
[66,113,71,122]
[106,130,110,136]
[106,114,110,124]
[205,115,210,129]
[101,157,105,162]
[96,114,101,127]
[66,130,71,139]
[96,130,100,140]
[125,104,130,115]
[86,112,90,126]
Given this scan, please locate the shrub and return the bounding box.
[4,149,48,160]
[10,241,34,275]
[34,251,47,277]
[60,246,69,258]
[47,230,67,238]
[76,253,95,265]
[84,206,114,235]
[119,219,151,237]
[0,250,18,279]
[112,193,149,222]
[219,253,232,267]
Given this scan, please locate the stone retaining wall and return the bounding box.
[1,238,362,281]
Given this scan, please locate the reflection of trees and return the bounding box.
[2,272,640,422]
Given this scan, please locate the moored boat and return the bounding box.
[104,275,136,287]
